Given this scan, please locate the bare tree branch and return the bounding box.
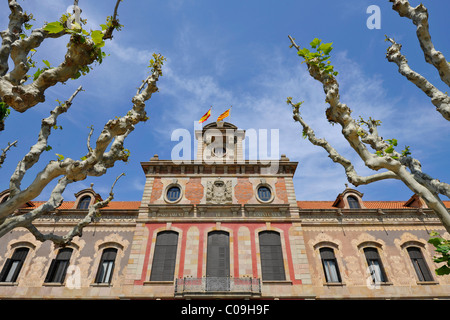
[0,56,164,233]
[24,173,125,247]
[288,100,400,187]
[0,140,17,168]
[390,0,450,86]
[385,36,450,121]
[288,34,450,233]
[0,1,121,113]
[9,86,83,199]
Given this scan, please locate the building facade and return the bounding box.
[0,121,449,299]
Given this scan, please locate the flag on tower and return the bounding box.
[199,107,212,123]
[217,107,231,122]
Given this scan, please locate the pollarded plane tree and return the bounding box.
[0,0,165,246]
[287,0,450,232]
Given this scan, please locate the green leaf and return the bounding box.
[435,265,450,276]
[42,60,51,68]
[44,21,65,34]
[297,48,310,58]
[91,30,105,47]
[385,145,394,154]
[319,42,333,55]
[33,68,43,81]
[310,38,321,48]
[45,145,52,152]
[55,153,65,161]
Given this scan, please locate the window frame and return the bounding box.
[44,248,73,284]
[258,231,286,281]
[347,195,361,209]
[406,246,434,283]
[319,247,342,284]
[255,184,274,203]
[363,247,388,284]
[95,248,118,284]
[77,195,92,210]
[150,231,179,281]
[164,184,183,204]
[0,247,30,283]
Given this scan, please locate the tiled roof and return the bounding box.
[298,200,450,209]
[25,201,141,210]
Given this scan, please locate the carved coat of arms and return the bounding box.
[206,180,232,204]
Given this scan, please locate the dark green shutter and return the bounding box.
[206,231,230,278]
[150,231,178,281]
[259,231,286,281]
[407,247,433,282]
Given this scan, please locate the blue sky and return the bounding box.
[0,0,449,203]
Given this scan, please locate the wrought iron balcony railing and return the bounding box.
[175,277,261,297]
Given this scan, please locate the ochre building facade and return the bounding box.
[0,122,449,299]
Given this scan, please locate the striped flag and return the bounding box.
[199,107,212,123]
[217,107,231,122]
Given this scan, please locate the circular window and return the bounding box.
[257,186,272,202]
[166,186,181,202]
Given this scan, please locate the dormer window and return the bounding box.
[77,196,92,209]
[347,196,360,209]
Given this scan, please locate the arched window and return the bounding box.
[347,196,360,209]
[150,231,179,281]
[77,196,91,209]
[259,231,285,281]
[95,248,118,284]
[0,247,29,283]
[364,247,387,283]
[320,247,341,283]
[45,248,73,283]
[407,247,434,282]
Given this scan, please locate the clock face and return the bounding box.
[213,147,226,157]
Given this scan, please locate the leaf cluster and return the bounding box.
[296,38,338,77]
[0,102,10,122]
[428,232,450,275]
[43,14,110,80]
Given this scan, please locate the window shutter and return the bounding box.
[0,259,12,282]
[10,248,29,282]
[44,259,57,283]
[407,247,434,282]
[206,231,230,278]
[150,231,178,281]
[259,231,286,281]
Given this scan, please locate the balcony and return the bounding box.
[174,277,261,298]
